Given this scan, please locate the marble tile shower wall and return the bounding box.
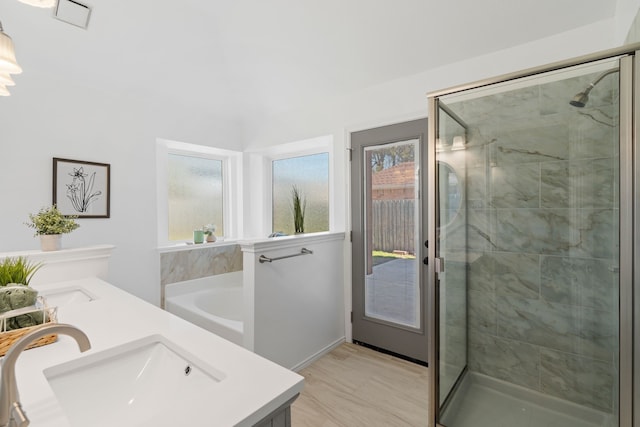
[160,244,243,285]
[454,83,619,412]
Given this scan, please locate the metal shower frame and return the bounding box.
[426,41,640,427]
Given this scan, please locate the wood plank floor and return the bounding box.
[291,342,429,427]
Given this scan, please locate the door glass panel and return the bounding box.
[363,140,420,329]
[435,58,621,427]
[436,110,468,406]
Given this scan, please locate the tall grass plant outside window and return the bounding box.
[272,153,329,234]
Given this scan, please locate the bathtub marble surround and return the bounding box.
[440,63,619,413]
[160,242,242,285]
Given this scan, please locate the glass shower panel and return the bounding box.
[436,108,468,406]
[435,57,621,427]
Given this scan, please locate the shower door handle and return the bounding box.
[434,257,445,273]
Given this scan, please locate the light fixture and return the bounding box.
[0,21,22,96]
[0,73,15,86]
[17,0,57,8]
[0,22,21,74]
[451,136,466,151]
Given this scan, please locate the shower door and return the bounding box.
[428,51,634,427]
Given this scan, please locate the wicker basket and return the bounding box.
[0,298,58,357]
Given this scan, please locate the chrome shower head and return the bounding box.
[569,68,618,108]
[569,91,590,108]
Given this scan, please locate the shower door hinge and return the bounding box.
[435,257,445,273]
[350,231,353,242]
[347,148,353,161]
[350,311,353,323]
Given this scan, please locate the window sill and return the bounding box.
[157,239,239,254]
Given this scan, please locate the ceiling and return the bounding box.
[0,0,618,126]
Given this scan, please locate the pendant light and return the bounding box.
[0,73,15,86]
[0,22,21,74]
[17,0,57,8]
[0,21,21,96]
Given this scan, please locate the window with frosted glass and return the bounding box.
[272,153,329,234]
[168,154,224,241]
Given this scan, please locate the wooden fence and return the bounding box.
[371,200,416,254]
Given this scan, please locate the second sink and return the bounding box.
[44,334,226,426]
[37,286,96,307]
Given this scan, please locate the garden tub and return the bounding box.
[165,272,243,346]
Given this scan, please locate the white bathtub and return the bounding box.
[165,272,243,346]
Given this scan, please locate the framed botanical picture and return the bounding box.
[53,158,110,218]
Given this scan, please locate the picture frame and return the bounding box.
[53,157,110,218]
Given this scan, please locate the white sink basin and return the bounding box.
[44,335,226,427]
[38,286,96,307]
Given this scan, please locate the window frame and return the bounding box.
[254,135,334,237]
[156,138,242,247]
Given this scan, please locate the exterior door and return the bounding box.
[351,118,428,363]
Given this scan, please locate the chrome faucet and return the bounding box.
[0,323,91,427]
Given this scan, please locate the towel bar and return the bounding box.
[259,248,313,263]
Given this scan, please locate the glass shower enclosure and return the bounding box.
[427,44,638,427]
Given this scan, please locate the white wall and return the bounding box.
[617,0,640,43]
[625,4,640,43]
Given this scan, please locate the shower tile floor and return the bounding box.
[441,373,612,427]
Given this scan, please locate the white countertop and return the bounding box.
[9,277,303,426]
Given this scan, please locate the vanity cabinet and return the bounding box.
[253,394,298,427]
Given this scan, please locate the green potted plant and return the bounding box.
[0,257,42,287]
[26,205,79,251]
[0,257,46,334]
[291,185,306,234]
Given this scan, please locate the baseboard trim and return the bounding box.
[290,337,346,372]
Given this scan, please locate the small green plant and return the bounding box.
[26,205,79,236]
[291,185,306,234]
[0,257,42,286]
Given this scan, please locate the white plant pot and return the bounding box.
[40,234,62,252]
